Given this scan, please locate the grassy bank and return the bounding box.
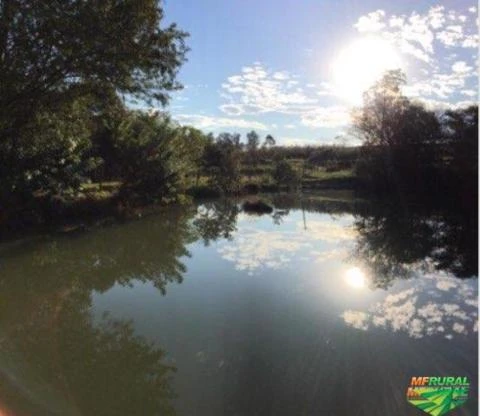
[0,166,357,237]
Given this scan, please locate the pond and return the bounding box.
[0,192,477,415]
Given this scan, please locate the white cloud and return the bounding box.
[300,106,351,128]
[462,34,479,48]
[354,10,386,32]
[272,71,290,81]
[452,61,473,73]
[465,298,478,307]
[220,63,318,116]
[175,114,267,131]
[428,6,445,29]
[281,137,326,146]
[437,25,465,46]
[353,5,478,105]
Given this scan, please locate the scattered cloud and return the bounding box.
[341,274,478,339]
[300,106,351,128]
[173,4,477,139]
[218,63,354,129]
[220,63,318,116]
[216,216,355,274]
[353,5,478,105]
[354,10,386,32]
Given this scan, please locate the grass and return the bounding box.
[75,165,356,204]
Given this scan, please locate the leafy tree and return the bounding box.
[202,133,242,193]
[272,160,299,188]
[0,1,188,133]
[114,113,196,203]
[246,130,260,168]
[0,97,101,204]
[353,70,442,191]
[441,105,478,171]
[263,134,276,147]
[0,0,188,206]
[439,105,478,201]
[352,70,409,147]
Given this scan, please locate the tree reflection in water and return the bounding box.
[353,196,477,289]
[0,208,198,415]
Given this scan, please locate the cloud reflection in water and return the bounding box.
[342,273,477,339]
[217,218,354,275]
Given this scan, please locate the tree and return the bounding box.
[440,105,478,200]
[0,96,101,205]
[1,1,188,132]
[441,105,478,172]
[353,70,442,191]
[0,1,189,206]
[272,160,299,188]
[246,130,260,168]
[114,113,197,203]
[201,133,242,193]
[352,69,409,147]
[263,134,276,147]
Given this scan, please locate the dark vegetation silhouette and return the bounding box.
[353,70,478,205]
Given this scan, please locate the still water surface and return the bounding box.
[0,193,477,415]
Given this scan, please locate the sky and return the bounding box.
[160,0,478,146]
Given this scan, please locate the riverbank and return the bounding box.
[0,170,358,240]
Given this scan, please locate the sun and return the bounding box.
[345,267,366,289]
[331,36,402,105]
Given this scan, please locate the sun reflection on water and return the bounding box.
[345,267,366,289]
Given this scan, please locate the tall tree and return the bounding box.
[353,70,442,191]
[352,69,409,147]
[0,0,188,131]
[246,130,260,169]
[263,134,276,147]
[0,1,189,205]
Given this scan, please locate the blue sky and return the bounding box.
[161,0,478,145]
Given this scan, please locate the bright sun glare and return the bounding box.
[345,267,366,289]
[332,37,402,105]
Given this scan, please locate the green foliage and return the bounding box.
[246,130,260,168]
[201,133,242,193]
[0,98,100,202]
[114,113,201,203]
[0,0,188,210]
[353,70,443,192]
[272,159,300,187]
[0,1,188,128]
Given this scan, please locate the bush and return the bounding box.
[272,160,300,188]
